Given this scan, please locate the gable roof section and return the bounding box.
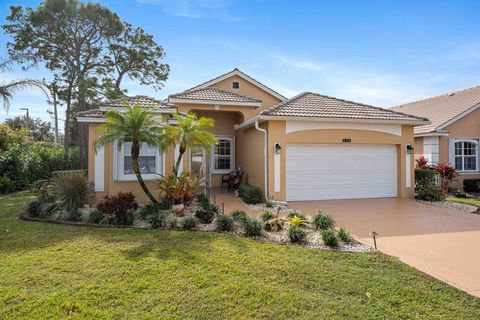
[76,95,176,123]
[169,87,262,107]
[391,86,480,134]
[185,68,288,102]
[261,92,429,124]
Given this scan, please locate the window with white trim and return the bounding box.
[115,141,162,181]
[212,137,234,173]
[454,140,478,171]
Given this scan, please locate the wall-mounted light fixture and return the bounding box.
[274,142,282,154]
[406,144,414,154]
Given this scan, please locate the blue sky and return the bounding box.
[2,0,480,124]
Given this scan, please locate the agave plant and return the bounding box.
[50,170,94,210]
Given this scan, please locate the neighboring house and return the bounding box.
[392,86,480,189]
[77,68,428,203]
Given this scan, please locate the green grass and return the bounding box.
[1,192,479,319]
[447,197,480,207]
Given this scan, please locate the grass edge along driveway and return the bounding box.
[1,192,479,319]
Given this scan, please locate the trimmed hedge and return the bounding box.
[0,143,79,192]
[415,168,437,189]
[463,179,480,192]
[238,184,265,204]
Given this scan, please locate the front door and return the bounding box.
[190,146,207,186]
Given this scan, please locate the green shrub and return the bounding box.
[158,196,172,210]
[463,179,480,192]
[38,202,59,218]
[197,193,209,206]
[165,215,179,229]
[51,208,81,221]
[337,228,351,243]
[287,210,306,220]
[260,210,276,222]
[241,217,262,237]
[322,229,338,247]
[454,189,468,199]
[215,215,234,232]
[50,170,94,210]
[139,203,161,219]
[23,200,42,217]
[230,210,247,221]
[0,176,15,194]
[195,209,215,224]
[238,184,265,204]
[312,212,335,230]
[287,226,307,243]
[97,192,138,225]
[150,213,165,229]
[415,168,437,189]
[87,209,104,224]
[288,216,307,228]
[181,216,198,230]
[265,199,274,208]
[0,143,79,192]
[416,185,446,202]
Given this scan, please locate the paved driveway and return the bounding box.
[290,198,480,297]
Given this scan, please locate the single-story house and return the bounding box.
[77,68,429,203]
[392,86,480,189]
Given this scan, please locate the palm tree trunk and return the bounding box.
[131,141,159,204]
[173,144,186,176]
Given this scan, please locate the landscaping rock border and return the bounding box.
[417,200,478,213]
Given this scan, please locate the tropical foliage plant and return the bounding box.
[50,170,94,210]
[433,162,458,192]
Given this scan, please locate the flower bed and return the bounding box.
[21,193,370,253]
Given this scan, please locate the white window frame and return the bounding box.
[454,139,479,172]
[211,136,235,174]
[113,140,163,181]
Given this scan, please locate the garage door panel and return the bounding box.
[286,144,397,201]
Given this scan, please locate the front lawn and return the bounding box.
[1,193,479,319]
[447,197,480,207]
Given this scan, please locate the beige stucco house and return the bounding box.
[77,68,428,203]
[393,86,480,189]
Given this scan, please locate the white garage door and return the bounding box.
[286,144,397,201]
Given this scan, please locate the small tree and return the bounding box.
[433,162,458,192]
[94,104,162,203]
[160,112,217,176]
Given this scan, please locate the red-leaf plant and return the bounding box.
[415,156,431,169]
[433,162,459,192]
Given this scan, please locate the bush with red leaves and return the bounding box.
[433,162,459,192]
[415,156,431,169]
[97,192,138,225]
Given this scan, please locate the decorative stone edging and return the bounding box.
[18,213,372,253]
[417,200,479,214]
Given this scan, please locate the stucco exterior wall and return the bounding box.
[236,124,265,192]
[441,107,480,189]
[265,121,415,201]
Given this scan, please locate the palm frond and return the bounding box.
[0,79,48,112]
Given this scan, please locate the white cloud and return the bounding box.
[271,54,327,72]
[136,0,242,21]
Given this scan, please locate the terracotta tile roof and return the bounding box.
[391,86,480,134]
[169,87,261,104]
[262,92,428,123]
[76,109,104,118]
[101,95,174,109]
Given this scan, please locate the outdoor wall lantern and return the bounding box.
[274,142,282,154]
[406,144,414,154]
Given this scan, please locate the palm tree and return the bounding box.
[0,58,47,111]
[160,112,217,176]
[94,104,162,204]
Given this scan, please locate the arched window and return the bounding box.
[454,140,478,171]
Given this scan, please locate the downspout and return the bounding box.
[254,120,268,199]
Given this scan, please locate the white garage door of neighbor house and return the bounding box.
[286,144,397,201]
